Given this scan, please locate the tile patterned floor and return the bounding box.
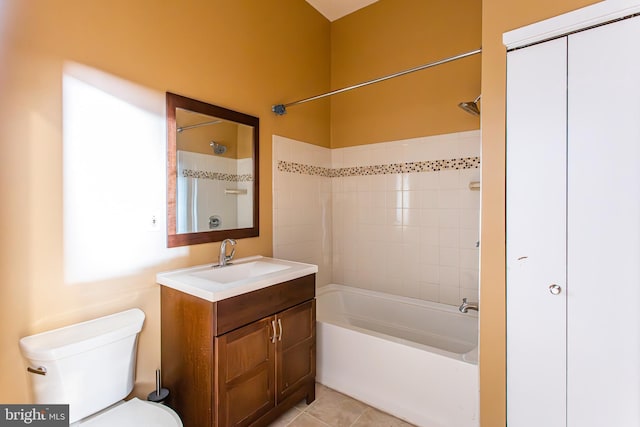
[270,383,414,427]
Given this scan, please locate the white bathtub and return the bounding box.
[316,284,479,427]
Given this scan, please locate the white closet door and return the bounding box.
[506,37,568,427]
[567,16,640,427]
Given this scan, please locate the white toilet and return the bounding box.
[19,308,182,426]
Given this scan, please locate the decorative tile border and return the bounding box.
[277,157,480,178]
[182,169,253,182]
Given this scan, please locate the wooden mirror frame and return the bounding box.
[166,92,259,247]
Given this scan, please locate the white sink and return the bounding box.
[191,260,290,284]
[156,256,318,302]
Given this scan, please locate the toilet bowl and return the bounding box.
[72,398,181,426]
[19,309,182,427]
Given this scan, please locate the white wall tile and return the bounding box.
[440,286,461,305]
[369,146,389,165]
[370,174,387,192]
[419,283,440,301]
[460,268,479,289]
[459,228,479,249]
[402,173,420,191]
[371,192,387,209]
[419,171,440,189]
[331,149,344,168]
[403,226,421,245]
[459,168,480,187]
[459,248,479,270]
[422,209,440,227]
[386,208,403,226]
[343,176,358,192]
[273,131,480,305]
[385,173,403,191]
[460,190,480,209]
[438,189,460,209]
[419,190,438,209]
[439,170,460,189]
[457,130,481,157]
[440,247,460,267]
[402,208,421,227]
[459,209,480,229]
[460,287,479,302]
[383,143,406,164]
[439,266,460,287]
[343,147,366,167]
[420,244,440,265]
[439,209,460,228]
[439,228,460,248]
[420,227,439,245]
[421,265,440,283]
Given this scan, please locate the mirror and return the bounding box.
[166,92,259,247]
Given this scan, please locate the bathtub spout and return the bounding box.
[459,298,479,313]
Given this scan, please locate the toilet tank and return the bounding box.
[19,309,145,424]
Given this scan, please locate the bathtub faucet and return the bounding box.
[459,298,479,313]
[216,238,237,267]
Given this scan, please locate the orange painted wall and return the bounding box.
[479,1,600,425]
[0,0,329,402]
[330,0,482,148]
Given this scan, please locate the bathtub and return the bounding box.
[316,284,479,427]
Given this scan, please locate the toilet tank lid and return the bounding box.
[19,309,145,362]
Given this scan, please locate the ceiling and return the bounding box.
[305,0,379,21]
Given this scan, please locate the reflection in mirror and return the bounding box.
[167,93,259,247]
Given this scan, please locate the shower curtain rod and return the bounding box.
[177,119,221,132]
[271,48,481,115]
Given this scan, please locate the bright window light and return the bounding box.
[63,62,185,285]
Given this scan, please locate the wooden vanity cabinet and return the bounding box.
[161,274,316,427]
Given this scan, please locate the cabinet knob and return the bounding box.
[549,284,562,295]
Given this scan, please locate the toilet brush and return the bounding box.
[147,369,170,404]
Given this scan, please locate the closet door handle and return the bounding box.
[271,320,277,343]
[549,284,562,295]
[277,318,283,341]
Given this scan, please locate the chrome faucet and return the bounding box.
[459,297,479,313]
[217,238,237,267]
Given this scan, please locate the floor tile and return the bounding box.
[270,383,413,427]
[287,413,332,427]
[304,386,369,427]
[270,406,303,427]
[352,408,414,427]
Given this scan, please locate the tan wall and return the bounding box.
[0,0,329,402]
[479,1,600,425]
[237,125,254,160]
[330,0,482,148]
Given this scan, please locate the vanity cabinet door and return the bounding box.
[216,317,276,427]
[275,300,316,403]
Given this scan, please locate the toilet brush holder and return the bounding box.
[147,369,170,404]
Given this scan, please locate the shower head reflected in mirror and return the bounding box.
[210,141,227,155]
[458,95,481,117]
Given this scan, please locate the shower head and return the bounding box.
[210,141,227,155]
[458,95,481,117]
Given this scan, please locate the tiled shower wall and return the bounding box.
[273,131,480,305]
[273,136,333,287]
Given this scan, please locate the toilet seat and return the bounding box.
[77,398,182,427]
